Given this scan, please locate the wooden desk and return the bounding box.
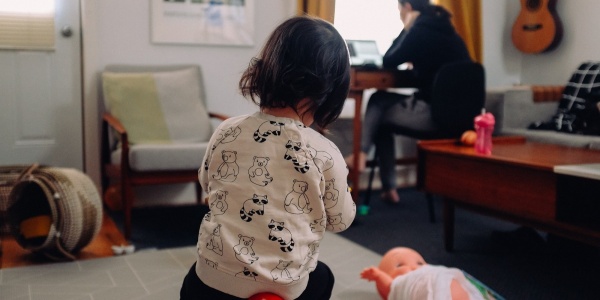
[347,67,414,201]
[417,137,600,251]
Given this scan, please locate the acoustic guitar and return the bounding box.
[512,0,563,54]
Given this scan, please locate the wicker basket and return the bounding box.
[0,165,31,235]
[7,164,103,260]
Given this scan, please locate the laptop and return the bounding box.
[346,39,383,69]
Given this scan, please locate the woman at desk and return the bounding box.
[345,0,471,203]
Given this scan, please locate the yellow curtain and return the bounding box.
[296,0,336,23]
[434,0,482,63]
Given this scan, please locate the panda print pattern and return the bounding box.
[240,194,268,222]
[253,121,284,143]
[268,219,295,252]
[196,112,355,296]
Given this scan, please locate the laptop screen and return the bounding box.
[346,40,383,68]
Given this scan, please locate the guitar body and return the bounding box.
[512,0,563,54]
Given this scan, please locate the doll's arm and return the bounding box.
[361,267,394,299]
[450,279,469,300]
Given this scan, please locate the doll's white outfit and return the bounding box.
[389,265,486,300]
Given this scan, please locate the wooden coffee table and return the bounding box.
[417,136,600,251]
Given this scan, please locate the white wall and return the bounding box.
[80,0,600,200]
[482,0,600,87]
[81,0,295,204]
[482,0,522,87]
[82,1,295,172]
[519,0,600,84]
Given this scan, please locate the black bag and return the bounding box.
[530,61,600,135]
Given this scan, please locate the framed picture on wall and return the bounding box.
[151,0,254,47]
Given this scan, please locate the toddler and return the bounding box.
[180,15,356,300]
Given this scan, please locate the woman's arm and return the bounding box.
[382,22,425,69]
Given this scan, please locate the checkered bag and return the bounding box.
[531,61,600,135]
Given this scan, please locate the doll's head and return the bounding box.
[379,247,427,278]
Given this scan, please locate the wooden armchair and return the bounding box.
[100,65,228,239]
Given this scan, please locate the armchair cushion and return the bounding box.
[111,143,210,171]
[102,67,212,145]
[501,127,600,148]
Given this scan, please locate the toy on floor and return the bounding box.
[111,244,135,255]
[247,292,283,300]
[361,247,504,300]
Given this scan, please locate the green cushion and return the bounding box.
[102,67,212,145]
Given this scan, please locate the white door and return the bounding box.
[0,0,83,170]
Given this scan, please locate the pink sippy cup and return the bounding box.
[474,109,495,155]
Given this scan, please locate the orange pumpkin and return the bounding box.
[460,130,477,146]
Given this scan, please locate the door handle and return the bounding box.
[61,26,73,38]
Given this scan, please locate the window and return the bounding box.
[334,0,403,55]
[0,0,55,50]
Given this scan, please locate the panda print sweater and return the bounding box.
[195,112,356,299]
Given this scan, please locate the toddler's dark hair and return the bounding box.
[239,15,351,129]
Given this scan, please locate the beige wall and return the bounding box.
[82,0,295,186]
[483,0,600,87]
[80,0,600,203]
[81,0,295,204]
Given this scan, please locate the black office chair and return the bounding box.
[363,61,486,222]
[430,61,486,138]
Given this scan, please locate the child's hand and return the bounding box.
[360,267,381,281]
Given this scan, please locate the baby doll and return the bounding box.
[361,247,500,300]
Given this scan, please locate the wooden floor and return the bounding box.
[0,212,127,269]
